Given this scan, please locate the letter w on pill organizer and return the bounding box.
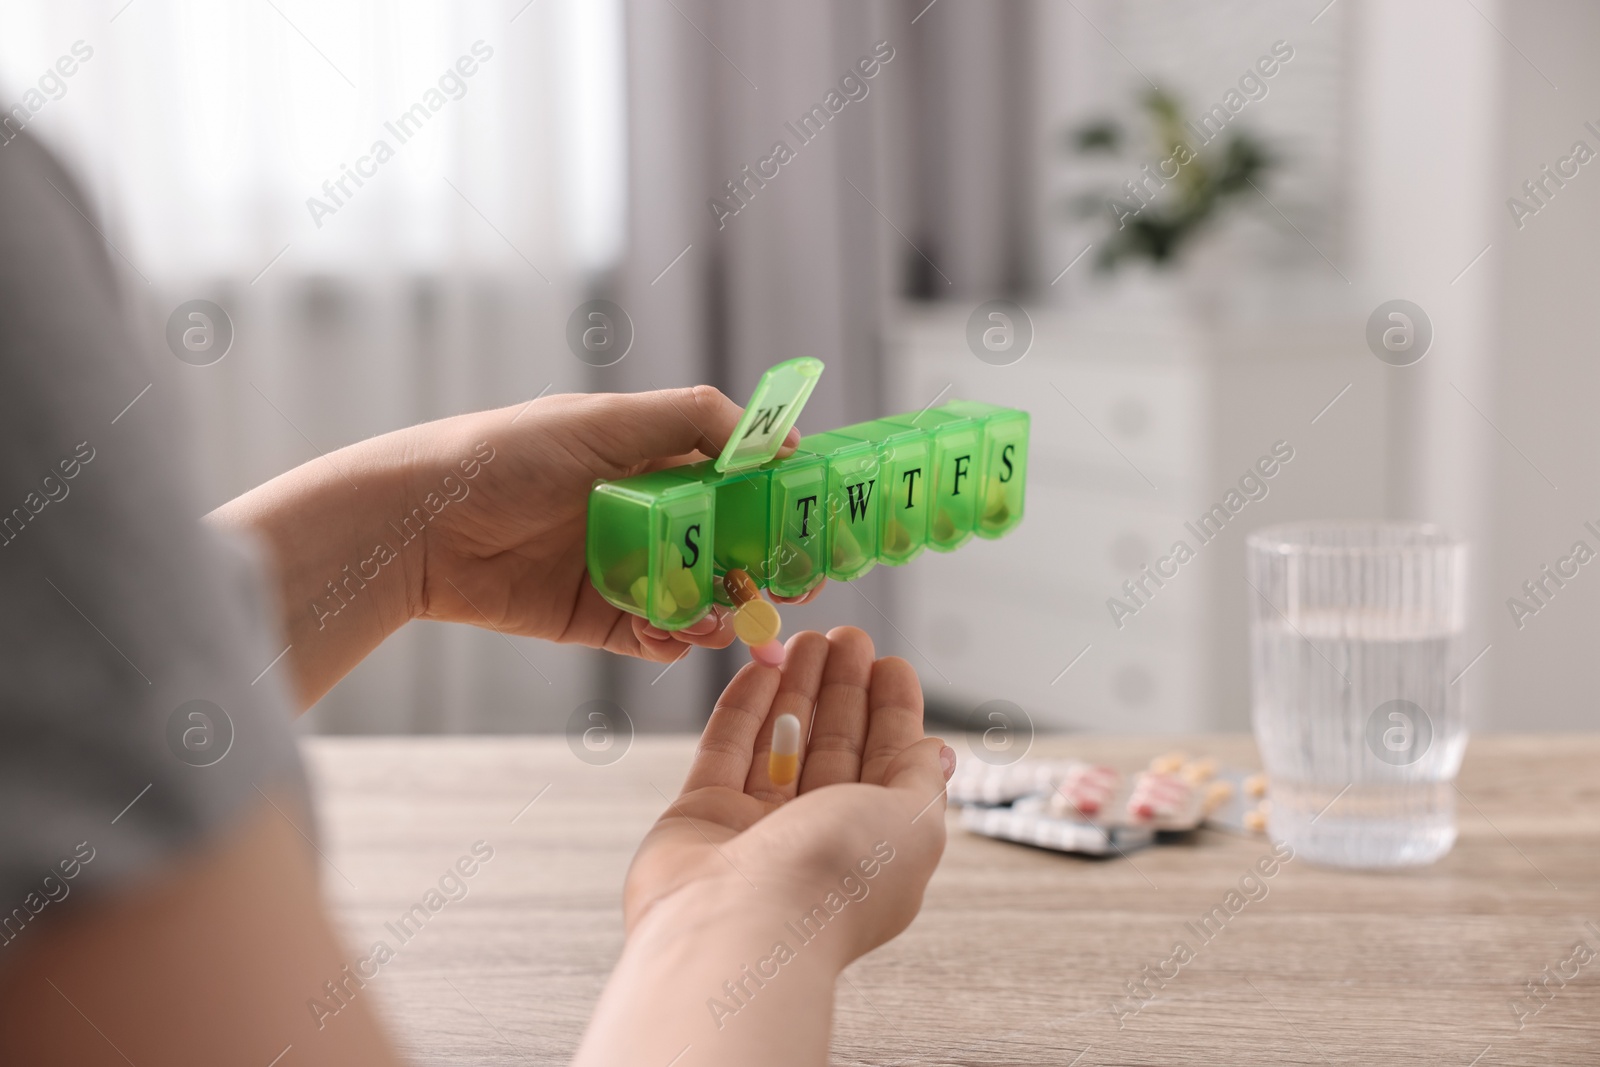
[1105,441,1295,630]
[704,842,896,1032]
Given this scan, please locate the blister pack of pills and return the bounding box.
[960,794,1156,856]
[1194,766,1272,837]
[950,751,1271,856]
[947,759,1088,806]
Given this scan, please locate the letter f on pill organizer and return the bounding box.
[585,358,1030,632]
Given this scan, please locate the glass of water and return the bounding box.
[1246,522,1468,868]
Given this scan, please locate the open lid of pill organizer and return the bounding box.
[713,357,824,474]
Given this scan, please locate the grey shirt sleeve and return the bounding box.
[0,132,309,947]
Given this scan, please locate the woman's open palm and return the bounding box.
[623,627,953,962]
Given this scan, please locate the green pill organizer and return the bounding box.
[585,358,1030,630]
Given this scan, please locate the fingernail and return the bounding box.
[681,609,721,636]
[642,624,669,640]
[939,745,957,781]
[783,427,801,448]
[750,639,786,667]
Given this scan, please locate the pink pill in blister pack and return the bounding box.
[1049,764,1121,817]
[1126,771,1201,828]
[950,753,1263,854]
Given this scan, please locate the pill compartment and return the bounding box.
[835,419,932,564]
[764,450,827,598]
[886,408,981,552]
[586,469,715,630]
[800,430,881,581]
[943,400,1029,538]
[687,463,771,605]
[588,482,650,612]
[712,467,770,576]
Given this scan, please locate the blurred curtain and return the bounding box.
[1,1,610,732]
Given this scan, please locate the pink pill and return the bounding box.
[750,639,786,667]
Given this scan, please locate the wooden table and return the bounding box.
[306,735,1600,1065]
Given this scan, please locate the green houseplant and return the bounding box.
[1069,88,1275,273]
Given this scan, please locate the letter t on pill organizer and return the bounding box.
[769,713,801,786]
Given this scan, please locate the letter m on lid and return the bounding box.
[715,358,823,474]
[744,405,788,438]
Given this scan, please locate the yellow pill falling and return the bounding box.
[733,598,782,646]
[1180,757,1218,784]
[769,712,801,786]
[1244,772,1269,798]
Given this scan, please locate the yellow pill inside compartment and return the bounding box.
[831,517,865,572]
[665,558,701,611]
[983,478,1010,526]
[884,519,912,555]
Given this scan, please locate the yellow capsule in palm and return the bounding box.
[768,712,801,786]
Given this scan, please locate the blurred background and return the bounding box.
[3,0,1594,736]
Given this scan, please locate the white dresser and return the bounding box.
[884,300,1382,735]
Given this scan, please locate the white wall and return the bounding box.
[1486,0,1600,731]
